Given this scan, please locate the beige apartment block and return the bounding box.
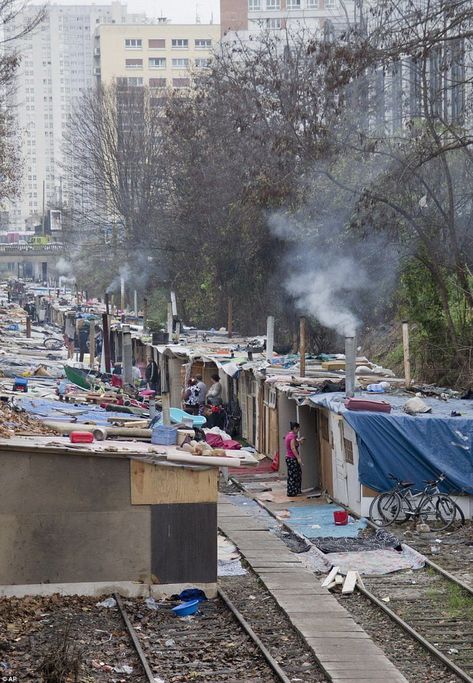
[95,22,220,89]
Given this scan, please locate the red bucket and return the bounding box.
[333,510,349,526]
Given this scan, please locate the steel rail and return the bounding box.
[116,586,293,683]
[357,583,473,683]
[113,593,156,683]
[228,477,473,680]
[218,587,293,683]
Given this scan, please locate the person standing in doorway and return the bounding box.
[195,374,207,414]
[285,421,303,497]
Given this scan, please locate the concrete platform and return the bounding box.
[219,495,407,683]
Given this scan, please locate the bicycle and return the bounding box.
[369,473,458,531]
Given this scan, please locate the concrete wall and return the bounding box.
[0,449,217,591]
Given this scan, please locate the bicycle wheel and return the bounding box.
[369,492,402,527]
[419,494,456,531]
[44,337,63,351]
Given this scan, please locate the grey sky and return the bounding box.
[52,0,220,23]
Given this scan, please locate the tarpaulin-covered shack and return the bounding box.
[308,392,473,518]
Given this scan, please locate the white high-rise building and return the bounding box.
[4,2,146,230]
[220,0,356,41]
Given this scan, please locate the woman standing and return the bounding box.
[207,373,223,406]
[285,422,303,497]
[182,378,199,415]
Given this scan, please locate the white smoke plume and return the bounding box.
[287,259,367,337]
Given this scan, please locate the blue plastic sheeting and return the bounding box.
[308,391,473,418]
[285,504,368,538]
[19,397,130,426]
[309,392,473,494]
[343,411,473,495]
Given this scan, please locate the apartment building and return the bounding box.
[95,22,220,90]
[4,2,145,230]
[220,0,355,37]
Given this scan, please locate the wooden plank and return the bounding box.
[342,570,357,594]
[321,566,339,587]
[130,461,218,505]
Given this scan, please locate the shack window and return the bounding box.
[344,438,354,465]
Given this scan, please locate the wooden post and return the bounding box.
[122,325,133,385]
[161,393,171,426]
[105,292,110,316]
[402,321,411,387]
[26,315,31,338]
[102,312,111,373]
[134,290,138,317]
[167,302,173,338]
[89,319,96,369]
[143,297,148,333]
[299,316,306,377]
[227,298,233,338]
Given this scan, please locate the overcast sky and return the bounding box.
[53,0,220,24]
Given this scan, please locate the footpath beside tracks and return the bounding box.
[224,479,473,683]
[218,495,408,683]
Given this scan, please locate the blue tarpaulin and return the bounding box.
[343,411,473,494]
[309,393,473,494]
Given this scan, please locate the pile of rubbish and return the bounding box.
[0,400,57,438]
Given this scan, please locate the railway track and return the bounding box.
[227,481,473,683]
[358,568,473,683]
[114,589,325,683]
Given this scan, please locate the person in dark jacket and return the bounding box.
[145,359,160,393]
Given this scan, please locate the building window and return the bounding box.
[149,77,167,87]
[195,38,212,48]
[248,0,261,9]
[172,38,189,48]
[325,0,336,7]
[149,39,165,48]
[266,0,280,9]
[125,59,143,69]
[125,38,142,49]
[195,58,211,68]
[118,77,143,86]
[307,0,320,6]
[172,58,189,68]
[149,57,166,69]
[173,78,190,88]
[286,0,301,7]
[265,17,281,28]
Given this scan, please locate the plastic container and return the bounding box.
[172,599,200,617]
[151,424,177,445]
[70,431,94,444]
[13,377,28,392]
[367,383,385,393]
[344,398,391,413]
[333,510,349,525]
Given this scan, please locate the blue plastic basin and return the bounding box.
[172,599,200,617]
[159,408,206,428]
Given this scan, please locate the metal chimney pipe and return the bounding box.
[345,336,356,398]
[266,316,274,363]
